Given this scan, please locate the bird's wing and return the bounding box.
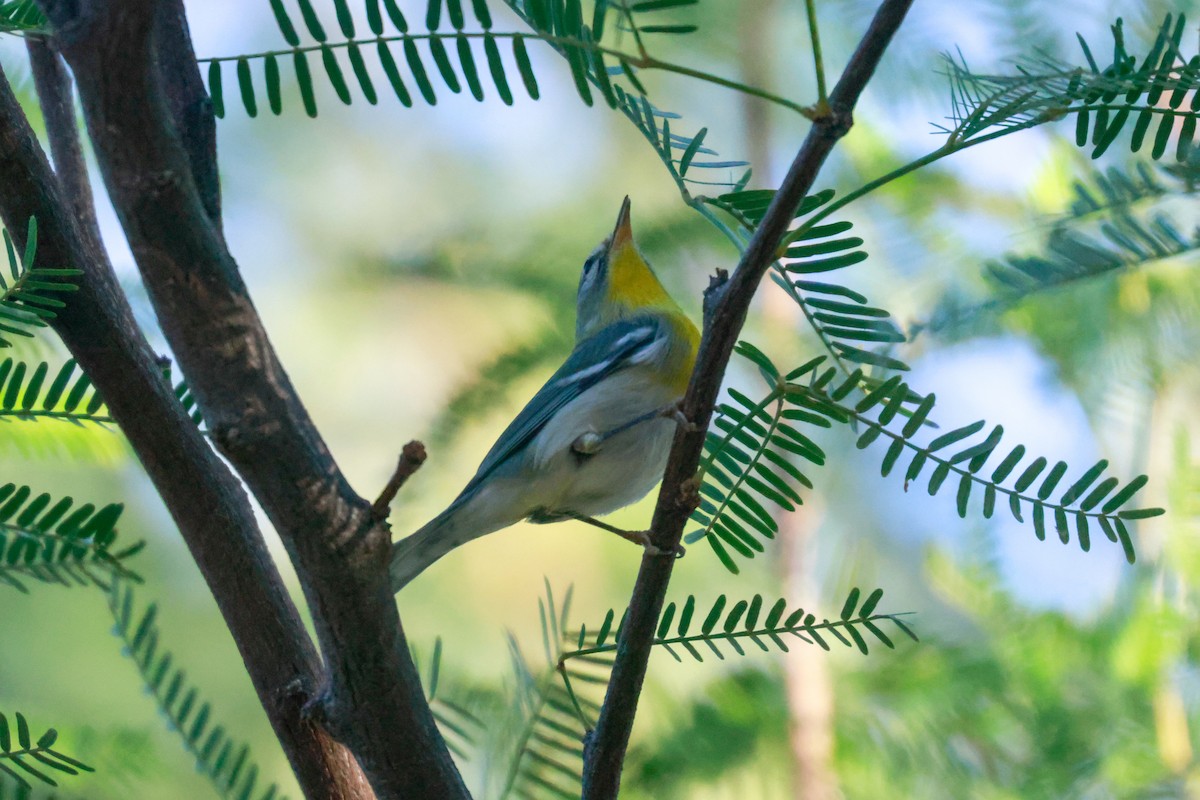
[458,315,665,496]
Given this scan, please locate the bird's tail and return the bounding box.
[389,511,458,593]
[389,487,522,592]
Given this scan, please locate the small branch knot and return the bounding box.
[823,108,853,138]
[371,440,427,520]
[678,476,702,514]
[702,268,730,325]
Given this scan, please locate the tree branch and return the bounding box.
[34,1,468,796]
[152,0,221,229]
[580,2,914,796]
[24,35,102,250]
[0,63,370,800]
[372,441,427,520]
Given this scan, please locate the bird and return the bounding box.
[389,197,700,592]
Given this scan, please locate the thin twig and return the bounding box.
[579,2,914,797]
[372,440,427,519]
[804,0,828,106]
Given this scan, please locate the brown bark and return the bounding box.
[0,57,369,800]
[27,0,468,796]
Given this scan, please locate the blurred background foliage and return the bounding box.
[0,0,1198,797]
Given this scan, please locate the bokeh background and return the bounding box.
[2,0,1198,797]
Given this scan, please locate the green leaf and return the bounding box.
[832,344,909,371]
[840,587,860,621]
[15,713,29,749]
[378,42,414,106]
[267,0,301,46]
[955,474,971,517]
[1076,513,1090,552]
[677,595,695,635]
[348,42,379,104]
[677,127,708,176]
[640,24,698,34]
[471,0,492,28]
[383,0,409,31]
[207,61,224,118]
[1059,459,1109,505]
[428,37,462,94]
[1100,474,1149,513]
[484,35,514,105]
[426,0,443,29]
[295,0,327,41]
[294,51,318,116]
[1036,460,1068,501]
[927,420,985,452]
[858,588,884,617]
[1013,456,1047,492]
[446,0,465,29]
[1115,518,1136,563]
[1117,507,1165,520]
[236,58,257,117]
[701,595,726,634]
[512,36,540,99]
[656,601,675,639]
[404,38,438,104]
[366,0,384,34]
[785,251,868,273]
[331,0,354,36]
[265,54,283,114]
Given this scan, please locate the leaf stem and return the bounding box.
[804,0,828,105]
[201,32,814,117]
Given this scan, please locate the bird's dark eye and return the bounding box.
[582,254,599,276]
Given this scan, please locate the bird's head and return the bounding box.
[575,197,680,340]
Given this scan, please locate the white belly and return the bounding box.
[521,367,679,517]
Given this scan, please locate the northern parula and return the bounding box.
[390,198,699,592]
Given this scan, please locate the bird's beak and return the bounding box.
[609,196,633,253]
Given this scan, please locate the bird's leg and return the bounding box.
[566,513,685,558]
[572,401,698,456]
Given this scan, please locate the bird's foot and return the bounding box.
[568,513,685,559]
[627,529,686,559]
[661,401,698,433]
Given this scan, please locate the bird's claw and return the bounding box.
[661,402,698,433]
[631,529,686,559]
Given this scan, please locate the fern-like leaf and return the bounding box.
[946,14,1200,162]
[614,88,747,190]
[0,712,93,791]
[205,28,546,117]
[497,582,597,800]
[710,187,908,374]
[684,342,828,572]
[106,580,288,800]
[0,358,109,425]
[564,587,915,667]
[785,360,1158,562]
[922,158,1200,336]
[409,637,483,760]
[0,219,82,348]
[0,484,140,593]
